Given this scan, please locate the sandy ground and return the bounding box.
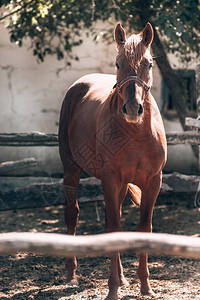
[0,192,199,299]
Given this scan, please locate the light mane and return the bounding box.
[124,34,150,71]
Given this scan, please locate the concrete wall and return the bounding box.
[0,24,197,176]
[0,24,117,176]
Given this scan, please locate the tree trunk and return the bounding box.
[151,27,187,129]
[151,27,199,158]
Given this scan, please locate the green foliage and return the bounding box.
[1,0,95,63]
[152,0,200,62]
[1,0,200,64]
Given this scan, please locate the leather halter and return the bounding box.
[114,76,150,100]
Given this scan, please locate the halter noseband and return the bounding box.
[114,76,150,100]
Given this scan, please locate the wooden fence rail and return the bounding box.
[0,172,199,211]
[0,158,37,174]
[0,132,58,147]
[0,131,199,146]
[0,232,199,259]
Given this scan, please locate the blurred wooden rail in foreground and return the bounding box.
[0,232,199,259]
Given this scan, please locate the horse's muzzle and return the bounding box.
[122,102,143,122]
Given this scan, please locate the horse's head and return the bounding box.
[115,23,154,123]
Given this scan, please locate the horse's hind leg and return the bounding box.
[59,135,82,284]
[63,161,82,285]
[59,100,83,284]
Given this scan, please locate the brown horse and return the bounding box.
[58,22,167,299]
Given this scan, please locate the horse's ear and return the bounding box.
[142,23,154,47]
[114,23,126,47]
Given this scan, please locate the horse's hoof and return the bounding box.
[105,294,118,300]
[140,278,155,296]
[141,287,156,297]
[65,278,79,287]
[120,276,129,287]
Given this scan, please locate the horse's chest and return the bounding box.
[135,134,166,178]
[71,115,166,179]
[111,129,166,181]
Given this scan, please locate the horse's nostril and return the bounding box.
[123,104,128,115]
[138,104,143,115]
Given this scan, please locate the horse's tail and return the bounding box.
[127,183,141,206]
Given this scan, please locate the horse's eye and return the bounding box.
[116,63,120,69]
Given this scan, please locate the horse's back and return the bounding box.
[59,73,115,136]
[72,73,116,90]
[71,73,116,101]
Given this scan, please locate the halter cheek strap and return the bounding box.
[113,76,150,100]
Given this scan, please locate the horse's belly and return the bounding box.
[70,125,139,180]
[71,137,106,179]
[69,105,109,179]
[69,112,137,179]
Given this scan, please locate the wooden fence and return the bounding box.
[0,172,199,211]
[0,127,199,211]
[0,231,199,259]
[0,122,199,210]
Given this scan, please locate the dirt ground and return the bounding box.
[0,192,199,299]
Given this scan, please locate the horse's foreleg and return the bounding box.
[136,172,162,296]
[63,163,82,285]
[102,180,127,300]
